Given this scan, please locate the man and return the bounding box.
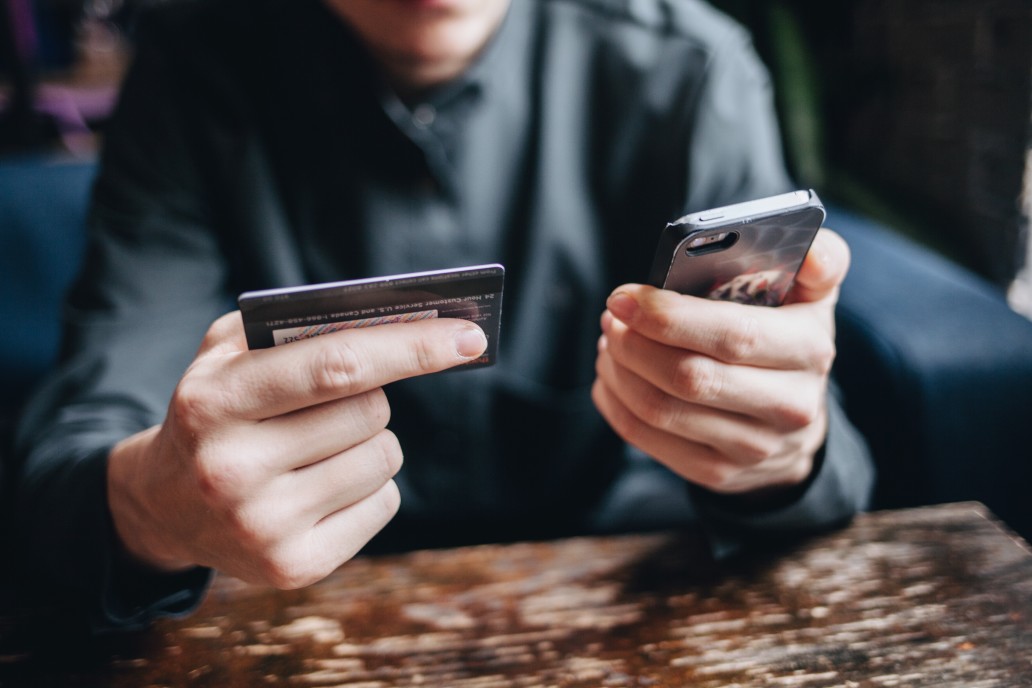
[14,0,873,631]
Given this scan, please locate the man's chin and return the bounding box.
[380,24,491,69]
[326,0,509,89]
[379,44,479,90]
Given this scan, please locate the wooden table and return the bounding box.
[2,502,1031,686]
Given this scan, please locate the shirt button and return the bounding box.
[412,104,436,128]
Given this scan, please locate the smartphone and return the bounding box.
[648,189,825,306]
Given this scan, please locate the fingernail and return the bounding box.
[455,327,487,359]
[607,292,637,321]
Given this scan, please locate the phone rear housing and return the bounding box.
[648,190,825,306]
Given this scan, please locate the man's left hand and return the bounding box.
[592,228,850,497]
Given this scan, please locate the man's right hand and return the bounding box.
[106,311,487,588]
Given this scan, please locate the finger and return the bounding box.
[595,345,783,466]
[591,378,738,491]
[285,429,403,523]
[604,285,835,371]
[601,315,826,430]
[194,311,250,359]
[208,319,487,421]
[246,478,402,589]
[592,380,812,494]
[785,228,850,305]
[305,478,402,577]
[235,388,391,472]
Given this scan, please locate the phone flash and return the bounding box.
[688,232,729,249]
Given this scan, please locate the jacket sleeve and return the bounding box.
[683,22,794,207]
[689,386,876,559]
[12,11,228,632]
[679,25,876,547]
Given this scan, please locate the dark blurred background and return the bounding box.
[0,0,144,154]
[718,1,1032,299]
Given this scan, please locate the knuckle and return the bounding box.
[224,502,277,547]
[371,430,404,481]
[731,435,777,466]
[194,450,243,501]
[375,479,403,520]
[648,306,679,339]
[715,315,761,363]
[672,356,723,403]
[638,387,678,432]
[313,341,369,396]
[783,457,815,487]
[697,462,741,493]
[198,314,236,353]
[412,335,440,374]
[812,339,837,375]
[772,396,821,430]
[170,376,218,431]
[198,329,221,354]
[258,527,357,590]
[612,407,648,447]
[262,548,318,590]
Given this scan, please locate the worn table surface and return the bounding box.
[2,502,1032,687]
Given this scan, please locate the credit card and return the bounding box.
[238,264,505,369]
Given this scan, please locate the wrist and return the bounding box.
[107,427,195,574]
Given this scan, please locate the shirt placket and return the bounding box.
[372,87,480,275]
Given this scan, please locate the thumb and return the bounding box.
[194,311,250,359]
[787,228,851,305]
